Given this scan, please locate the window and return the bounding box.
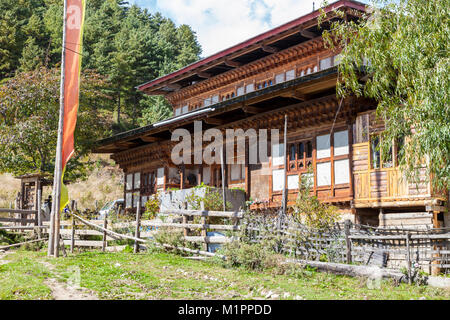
[272,143,285,166]
[287,175,299,190]
[334,159,350,184]
[134,172,141,189]
[317,134,331,159]
[272,169,285,192]
[334,130,349,156]
[288,140,313,172]
[313,66,318,73]
[275,73,285,84]
[126,174,133,191]
[371,136,380,169]
[230,163,245,181]
[371,134,397,169]
[182,105,189,114]
[246,83,254,93]
[175,108,181,116]
[125,172,142,209]
[202,167,211,185]
[212,95,219,104]
[237,86,245,96]
[125,192,132,209]
[320,57,332,70]
[286,69,296,81]
[156,167,165,185]
[317,162,331,186]
[204,98,212,107]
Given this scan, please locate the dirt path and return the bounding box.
[40,260,99,300]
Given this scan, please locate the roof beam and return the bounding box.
[224,58,242,68]
[141,136,162,143]
[242,106,264,114]
[197,71,212,79]
[261,45,279,53]
[300,29,318,39]
[166,83,182,90]
[204,117,225,125]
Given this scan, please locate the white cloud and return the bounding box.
[133,0,341,57]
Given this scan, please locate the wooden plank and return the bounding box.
[62,240,104,247]
[184,236,232,244]
[0,209,37,215]
[0,218,36,224]
[160,209,243,218]
[382,212,432,220]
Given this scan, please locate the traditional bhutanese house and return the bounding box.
[93,0,448,228]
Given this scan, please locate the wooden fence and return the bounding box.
[242,214,450,276]
[0,208,41,228]
[40,207,243,252]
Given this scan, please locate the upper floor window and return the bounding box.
[237,86,245,96]
[286,69,296,81]
[246,83,254,93]
[182,105,189,114]
[275,73,285,84]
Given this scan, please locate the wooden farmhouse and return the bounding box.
[94,0,448,228]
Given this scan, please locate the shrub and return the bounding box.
[144,193,161,220]
[290,171,340,231]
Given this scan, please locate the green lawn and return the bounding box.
[0,249,449,300]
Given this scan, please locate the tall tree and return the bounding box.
[0,68,113,180]
[322,0,449,190]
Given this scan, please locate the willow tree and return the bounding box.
[321,0,449,190]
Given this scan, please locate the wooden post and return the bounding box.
[281,114,288,215]
[134,200,141,253]
[406,232,411,285]
[344,219,352,264]
[102,218,108,252]
[220,146,226,211]
[70,201,76,253]
[49,0,68,258]
[200,202,207,251]
[37,189,42,239]
[70,216,75,253]
[59,234,67,258]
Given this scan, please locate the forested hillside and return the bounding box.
[0,0,202,182]
[0,0,201,127]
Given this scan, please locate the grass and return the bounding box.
[0,249,449,300]
[0,252,52,300]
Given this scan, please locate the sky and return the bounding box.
[130,0,368,58]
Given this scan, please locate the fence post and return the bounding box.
[344,220,352,264]
[37,189,42,239]
[102,217,108,252]
[70,201,77,253]
[134,200,141,253]
[406,232,411,285]
[200,202,207,251]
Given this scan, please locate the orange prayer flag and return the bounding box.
[60,0,86,211]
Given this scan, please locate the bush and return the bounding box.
[217,241,271,271]
[290,171,340,231]
[144,193,161,220]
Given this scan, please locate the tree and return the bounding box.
[0,0,202,128]
[321,0,449,190]
[0,68,113,180]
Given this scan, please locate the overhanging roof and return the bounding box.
[137,0,366,95]
[94,67,340,153]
